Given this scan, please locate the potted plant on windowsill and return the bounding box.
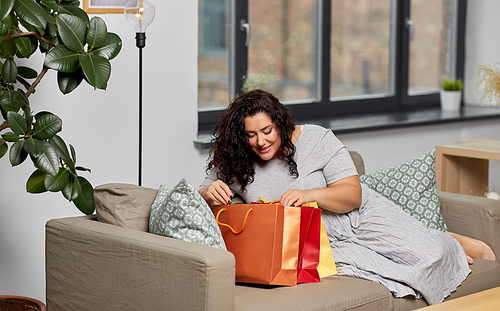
[0,0,122,215]
[440,78,463,112]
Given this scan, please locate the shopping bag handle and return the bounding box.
[216,208,253,234]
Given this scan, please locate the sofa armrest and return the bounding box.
[46,215,235,311]
[439,191,500,263]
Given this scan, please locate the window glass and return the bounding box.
[330,0,395,99]
[408,0,457,95]
[198,0,231,110]
[247,0,319,102]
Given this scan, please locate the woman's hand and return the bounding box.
[280,189,310,207]
[281,176,362,213]
[198,180,233,206]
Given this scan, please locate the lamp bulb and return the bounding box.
[124,0,156,33]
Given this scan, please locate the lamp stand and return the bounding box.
[136,32,146,186]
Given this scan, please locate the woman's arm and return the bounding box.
[280,175,362,213]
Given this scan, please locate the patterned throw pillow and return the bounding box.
[149,179,227,250]
[359,149,448,232]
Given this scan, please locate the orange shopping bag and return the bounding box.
[213,203,301,286]
[253,199,323,283]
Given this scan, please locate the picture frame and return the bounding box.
[83,0,130,14]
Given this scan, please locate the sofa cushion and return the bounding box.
[95,183,157,232]
[359,149,448,232]
[149,179,227,250]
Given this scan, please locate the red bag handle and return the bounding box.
[216,208,253,234]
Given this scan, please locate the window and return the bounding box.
[198,0,466,132]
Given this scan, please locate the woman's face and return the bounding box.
[244,112,282,161]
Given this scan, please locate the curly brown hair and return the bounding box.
[207,89,298,192]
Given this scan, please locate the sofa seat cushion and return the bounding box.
[233,259,500,311]
[234,276,393,311]
[447,259,500,299]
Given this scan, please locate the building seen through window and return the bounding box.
[198,0,465,130]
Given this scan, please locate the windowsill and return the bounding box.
[194,105,500,150]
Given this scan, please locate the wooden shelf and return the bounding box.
[436,139,500,197]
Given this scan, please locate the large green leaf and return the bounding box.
[60,0,80,7]
[63,173,81,201]
[1,89,23,113]
[17,89,30,109]
[69,144,76,164]
[10,140,28,166]
[49,135,75,171]
[0,140,8,159]
[0,13,14,36]
[44,45,80,73]
[33,112,62,139]
[33,141,59,176]
[0,35,17,58]
[26,169,47,193]
[49,135,71,162]
[86,17,107,50]
[79,54,111,90]
[90,33,122,60]
[40,0,58,11]
[57,68,84,94]
[13,0,47,29]
[16,76,31,92]
[0,0,15,22]
[2,132,20,142]
[2,58,18,83]
[17,66,38,79]
[15,36,33,58]
[58,6,89,23]
[72,176,95,215]
[45,168,69,192]
[23,137,44,156]
[56,14,87,52]
[7,111,28,136]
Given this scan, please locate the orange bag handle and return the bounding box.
[258,197,280,204]
[216,208,253,234]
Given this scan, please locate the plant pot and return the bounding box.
[439,90,462,112]
[0,295,46,311]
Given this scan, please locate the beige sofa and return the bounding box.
[45,152,500,310]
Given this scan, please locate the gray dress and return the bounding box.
[200,124,470,305]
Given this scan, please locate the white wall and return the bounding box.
[0,0,499,304]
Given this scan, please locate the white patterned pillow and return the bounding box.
[149,179,227,250]
[359,149,448,232]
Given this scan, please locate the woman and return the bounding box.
[198,89,495,305]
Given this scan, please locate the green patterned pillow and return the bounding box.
[149,179,227,250]
[359,149,448,232]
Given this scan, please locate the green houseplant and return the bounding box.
[442,78,463,91]
[440,78,463,112]
[0,0,122,215]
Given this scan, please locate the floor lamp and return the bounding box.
[124,0,156,186]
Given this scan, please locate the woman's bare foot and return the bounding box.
[447,232,496,264]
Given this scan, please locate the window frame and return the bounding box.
[198,0,467,132]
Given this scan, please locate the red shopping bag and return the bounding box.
[301,202,338,278]
[213,203,301,286]
[297,205,321,283]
